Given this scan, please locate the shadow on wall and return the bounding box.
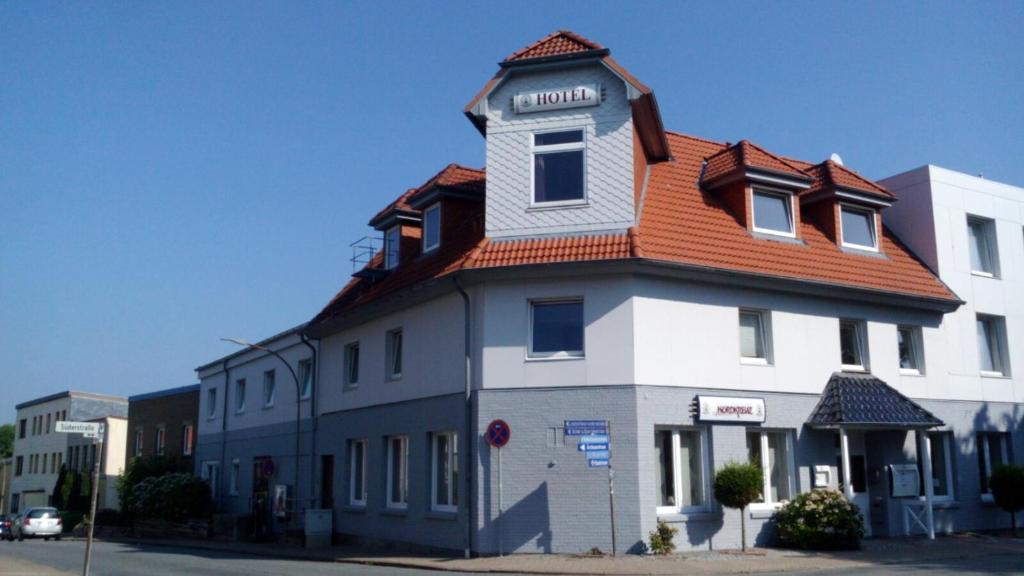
[683,513,723,550]
[478,443,552,553]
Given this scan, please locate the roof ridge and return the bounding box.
[742,140,811,176]
[503,30,604,62]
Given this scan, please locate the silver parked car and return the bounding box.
[12,507,63,541]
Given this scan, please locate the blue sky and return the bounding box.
[1,2,1022,417]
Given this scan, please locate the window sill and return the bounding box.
[980,371,1010,379]
[343,383,359,391]
[900,369,924,377]
[381,506,408,517]
[981,494,996,506]
[343,505,367,514]
[750,230,803,245]
[748,504,783,519]
[262,405,274,411]
[970,271,997,279]
[839,246,888,259]
[425,510,458,521]
[525,355,585,363]
[740,358,772,367]
[386,376,403,383]
[527,200,589,212]
[657,510,719,523]
[841,365,869,373]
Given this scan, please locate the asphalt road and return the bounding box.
[777,551,1024,575]
[0,540,497,576]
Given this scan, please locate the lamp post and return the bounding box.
[222,338,303,534]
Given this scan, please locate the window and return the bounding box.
[747,430,795,505]
[656,428,708,513]
[201,461,221,501]
[423,204,441,253]
[263,370,276,408]
[15,456,23,476]
[529,299,584,358]
[134,429,143,457]
[432,431,458,512]
[344,342,360,387]
[386,330,403,380]
[207,388,217,419]
[182,424,194,456]
[155,427,166,456]
[977,432,1010,498]
[840,205,878,251]
[46,413,51,434]
[923,432,954,501]
[967,216,999,277]
[752,189,795,237]
[739,309,772,364]
[349,439,367,506]
[387,436,409,509]
[977,315,1009,376]
[897,325,925,375]
[384,225,400,270]
[235,379,246,413]
[298,359,313,399]
[19,419,25,439]
[839,319,868,371]
[230,459,240,495]
[532,130,585,204]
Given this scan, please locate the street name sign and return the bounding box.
[55,422,102,435]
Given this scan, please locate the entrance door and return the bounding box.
[837,432,872,536]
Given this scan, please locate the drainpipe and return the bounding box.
[301,334,319,507]
[453,275,473,559]
[220,359,231,511]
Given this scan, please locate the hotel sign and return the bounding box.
[697,396,766,423]
[514,84,600,114]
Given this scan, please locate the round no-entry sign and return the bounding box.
[486,419,511,449]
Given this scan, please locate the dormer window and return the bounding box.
[384,225,400,270]
[532,129,585,205]
[840,204,878,252]
[423,204,441,253]
[751,189,795,237]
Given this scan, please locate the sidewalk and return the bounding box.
[103,532,1024,575]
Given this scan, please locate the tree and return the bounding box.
[990,464,1024,536]
[713,462,763,551]
[0,423,14,458]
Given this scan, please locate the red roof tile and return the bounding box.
[703,140,809,184]
[407,164,485,205]
[504,30,604,62]
[804,160,894,199]
[469,234,631,268]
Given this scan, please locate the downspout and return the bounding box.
[220,359,230,512]
[301,334,319,507]
[453,274,473,559]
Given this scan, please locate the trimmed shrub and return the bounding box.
[714,462,763,551]
[775,489,864,550]
[990,464,1024,536]
[117,455,179,521]
[126,473,211,522]
[648,520,679,555]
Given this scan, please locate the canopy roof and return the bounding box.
[807,372,944,429]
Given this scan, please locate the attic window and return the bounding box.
[384,225,400,270]
[840,205,878,252]
[533,130,585,205]
[423,204,441,253]
[751,189,795,237]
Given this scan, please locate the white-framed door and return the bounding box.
[837,432,872,536]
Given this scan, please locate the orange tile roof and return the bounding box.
[703,140,809,183]
[407,163,485,205]
[503,30,604,62]
[469,234,631,268]
[804,160,894,199]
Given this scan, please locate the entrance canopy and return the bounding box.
[807,372,944,429]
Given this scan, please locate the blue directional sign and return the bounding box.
[577,442,609,452]
[580,434,608,444]
[585,450,610,460]
[588,458,609,468]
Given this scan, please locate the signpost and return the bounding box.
[564,419,616,556]
[56,421,104,576]
[485,419,511,557]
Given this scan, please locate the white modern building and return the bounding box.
[202,31,1022,554]
[8,391,127,513]
[65,415,128,511]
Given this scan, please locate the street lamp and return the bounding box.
[221,337,303,533]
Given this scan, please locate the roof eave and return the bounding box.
[498,48,610,68]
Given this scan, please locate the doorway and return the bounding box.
[836,432,872,536]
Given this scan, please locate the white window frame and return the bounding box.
[751,187,796,238]
[921,432,954,503]
[234,379,246,414]
[839,319,869,372]
[530,128,587,207]
[384,225,400,270]
[262,369,276,408]
[431,431,459,513]
[527,298,585,360]
[182,424,194,456]
[655,427,711,516]
[386,435,409,510]
[344,342,360,388]
[298,359,313,400]
[897,325,925,376]
[386,329,403,380]
[967,215,999,278]
[230,458,240,496]
[207,388,217,419]
[422,203,441,253]
[349,439,368,507]
[977,314,1010,377]
[155,426,166,456]
[738,309,773,365]
[839,203,879,252]
[747,429,797,510]
[977,432,1010,501]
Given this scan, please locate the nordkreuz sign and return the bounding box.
[55,421,103,435]
[514,84,600,114]
[697,396,766,423]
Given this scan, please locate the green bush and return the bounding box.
[126,473,211,522]
[60,511,85,534]
[775,489,864,550]
[648,520,679,555]
[714,462,763,551]
[117,455,179,520]
[990,464,1024,536]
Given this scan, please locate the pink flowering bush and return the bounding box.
[774,489,864,549]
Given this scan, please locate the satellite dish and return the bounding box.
[829,153,844,166]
